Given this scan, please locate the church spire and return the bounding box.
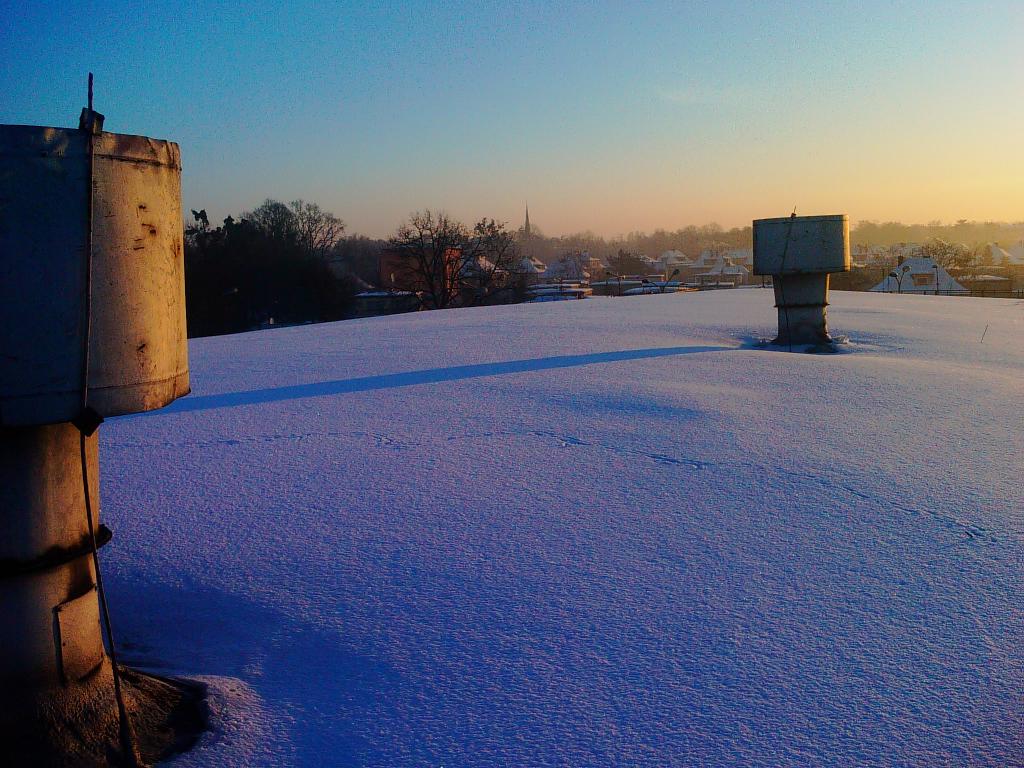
[524,203,531,238]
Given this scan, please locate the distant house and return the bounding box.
[515,255,547,280]
[461,252,496,280]
[692,250,718,270]
[544,252,593,282]
[677,250,719,282]
[658,249,691,267]
[983,243,1024,268]
[685,251,750,286]
[649,250,691,280]
[725,248,754,267]
[586,253,610,276]
[958,244,1024,293]
[693,247,752,268]
[870,257,967,294]
[695,258,749,287]
[960,274,1013,294]
[1008,241,1024,264]
[695,268,748,287]
[1004,242,1024,289]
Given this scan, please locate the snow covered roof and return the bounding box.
[105,291,1023,766]
[658,249,692,266]
[966,274,1011,283]
[701,261,749,276]
[870,257,967,294]
[543,256,590,281]
[516,257,544,274]
[726,247,754,265]
[986,243,1024,267]
[694,249,752,268]
[461,254,496,275]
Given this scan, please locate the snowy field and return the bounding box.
[101,289,1024,767]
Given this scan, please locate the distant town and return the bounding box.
[183,201,1024,338]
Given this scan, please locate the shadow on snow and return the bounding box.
[140,344,735,416]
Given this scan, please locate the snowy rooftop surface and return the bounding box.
[102,289,1024,767]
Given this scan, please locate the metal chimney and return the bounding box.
[0,95,191,765]
[753,214,850,348]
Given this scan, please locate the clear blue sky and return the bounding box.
[3,1,1021,237]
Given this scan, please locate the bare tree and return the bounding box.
[243,199,345,259]
[461,218,519,304]
[329,235,385,286]
[291,199,345,258]
[386,212,519,309]
[920,238,969,271]
[245,199,297,242]
[388,210,469,309]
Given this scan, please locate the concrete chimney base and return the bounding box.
[771,274,834,347]
[0,424,204,766]
[2,659,204,767]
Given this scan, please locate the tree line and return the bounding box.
[518,222,753,266]
[851,220,1024,249]
[517,219,1024,259]
[184,200,355,337]
[513,219,1024,259]
[185,200,1024,337]
[184,201,524,336]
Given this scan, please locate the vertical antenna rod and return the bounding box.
[79,71,144,767]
